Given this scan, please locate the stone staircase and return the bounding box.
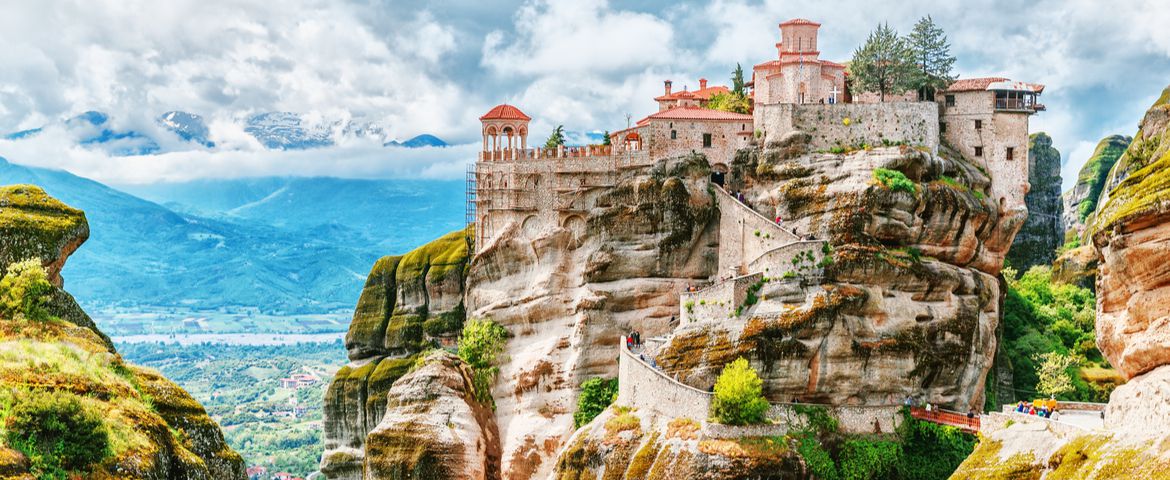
[678,185,828,324]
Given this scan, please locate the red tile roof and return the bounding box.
[480,104,531,121]
[943,77,1045,93]
[654,85,730,101]
[646,106,753,121]
[781,18,821,27]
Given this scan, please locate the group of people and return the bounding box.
[625,331,643,349]
[1014,399,1061,420]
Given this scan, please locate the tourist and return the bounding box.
[1051,410,1061,421]
[670,315,677,325]
[967,409,976,426]
[925,403,932,413]
[775,215,782,224]
[633,330,641,346]
[1016,401,1026,413]
[904,395,913,408]
[626,335,633,350]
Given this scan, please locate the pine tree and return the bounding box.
[732,63,746,97]
[544,125,565,149]
[907,15,956,100]
[849,23,916,102]
[601,130,611,146]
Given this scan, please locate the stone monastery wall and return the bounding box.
[617,339,712,423]
[679,272,762,324]
[715,187,800,277]
[748,240,826,278]
[755,102,939,153]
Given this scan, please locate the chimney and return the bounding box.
[699,78,708,90]
[664,80,672,96]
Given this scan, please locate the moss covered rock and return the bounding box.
[0,185,244,479]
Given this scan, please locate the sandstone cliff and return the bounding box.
[466,155,718,479]
[652,139,1010,411]
[1062,134,1131,239]
[0,184,246,479]
[321,229,471,479]
[1006,132,1063,271]
[953,86,1170,478]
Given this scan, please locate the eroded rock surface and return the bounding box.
[1007,132,1063,271]
[653,142,1010,410]
[322,229,471,479]
[1062,134,1130,239]
[363,350,500,480]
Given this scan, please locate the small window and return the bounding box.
[945,95,955,107]
[974,146,984,157]
[974,119,983,130]
[939,121,947,133]
[703,133,713,148]
[1006,147,1015,160]
[671,130,677,140]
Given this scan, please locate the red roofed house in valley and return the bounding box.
[753,19,847,106]
[655,78,730,111]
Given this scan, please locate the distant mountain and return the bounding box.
[4,111,160,156]
[122,176,465,252]
[386,134,448,148]
[244,112,334,150]
[158,111,214,147]
[0,157,465,314]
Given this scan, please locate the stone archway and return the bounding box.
[521,215,541,239]
[562,215,586,242]
[710,163,729,186]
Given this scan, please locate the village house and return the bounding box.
[279,373,319,389]
[654,78,729,110]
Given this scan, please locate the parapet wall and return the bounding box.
[715,187,800,276]
[679,272,762,324]
[617,339,712,423]
[755,103,939,153]
[748,240,826,278]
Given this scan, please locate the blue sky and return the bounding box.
[0,0,1168,190]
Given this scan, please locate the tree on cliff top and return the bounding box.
[711,357,769,425]
[906,16,956,101]
[710,64,751,114]
[544,125,566,150]
[850,23,916,102]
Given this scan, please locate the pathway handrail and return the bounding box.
[621,336,713,397]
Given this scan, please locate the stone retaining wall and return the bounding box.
[617,338,712,423]
[748,240,826,278]
[755,102,939,153]
[982,411,1087,437]
[715,187,800,276]
[680,272,762,324]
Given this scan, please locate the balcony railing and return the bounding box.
[479,144,644,161]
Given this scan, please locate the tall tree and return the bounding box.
[849,23,916,102]
[732,63,746,97]
[907,15,957,100]
[601,130,611,146]
[544,125,565,149]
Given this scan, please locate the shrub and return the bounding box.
[574,377,618,428]
[5,390,110,478]
[0,259,54,322]
[458,319,508,406]
[839,439,900,480]
[684,300,695,313]
[710,357,769,425]
[873,168,917,195]
[894,410,976,480]
[798,436,839,480]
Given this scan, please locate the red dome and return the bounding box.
[480,104,531,121]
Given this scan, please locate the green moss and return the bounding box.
[365,355,419,413]
[397,229,469,283]
[0,185,88,275]
[625,432,660,480]
[1074,135,1131,222]
[1091,147,1170,235]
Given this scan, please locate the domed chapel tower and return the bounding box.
[480,104,531,159]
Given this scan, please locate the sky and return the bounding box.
[0,0,1168,190]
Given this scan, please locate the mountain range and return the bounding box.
[0,157,464,314]
[3,110,448,154]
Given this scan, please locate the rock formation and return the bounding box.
[1006,132,1063,271]
[362,350,500,480]
[321,229,472,479]
[0,184,246,479]
[1062,134,1131,239]
[654,140,1011,410]
[953,86,1170,478]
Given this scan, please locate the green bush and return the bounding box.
[839,439,900,480]
[797,436,839,480]
[458,319,508,406]
[0,258,54,322]
[894,410,976,480]
[5,390,110,479]
[710,357,769,425]
[573,377,618,428]
[873,168,917,195]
